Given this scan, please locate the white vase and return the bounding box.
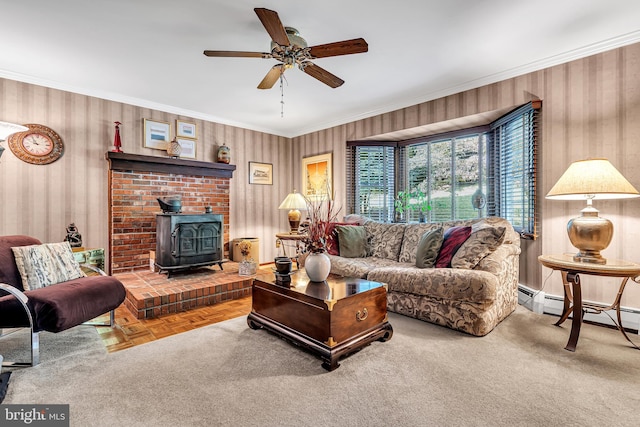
[305,251,331,282]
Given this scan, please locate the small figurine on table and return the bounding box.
[64,223,83,248]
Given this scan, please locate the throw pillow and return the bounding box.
[336,225,368,258]
[325,222,349,256]
[12,242,86,291]
[415,228,444,268]
[451,226,506,269]
[435,226,472,268]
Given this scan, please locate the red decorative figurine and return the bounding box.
[112,121,123,152]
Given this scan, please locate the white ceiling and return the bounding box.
[2,1,640,138]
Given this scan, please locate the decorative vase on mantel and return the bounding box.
[217,143,230,164]
[167,138,182,158]
[304,251,331,282]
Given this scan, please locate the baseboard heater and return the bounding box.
[518,284,640,333]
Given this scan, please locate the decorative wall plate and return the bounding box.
[7,123,64,165]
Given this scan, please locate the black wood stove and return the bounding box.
[155,213,225,276]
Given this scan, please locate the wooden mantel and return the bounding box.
[105,152,236,178]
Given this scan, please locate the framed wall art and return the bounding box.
[143,119,170,150]
[177,138,196,159]
[302,152,332,199]
[249,161,273,185]
[176,120,197,139]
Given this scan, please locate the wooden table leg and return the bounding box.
[565,272,582,352]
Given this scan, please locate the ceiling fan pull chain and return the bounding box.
[280,73,285,118]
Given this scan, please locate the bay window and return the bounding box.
[347,101,540,238]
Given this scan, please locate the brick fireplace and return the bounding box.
[106,152,236,274]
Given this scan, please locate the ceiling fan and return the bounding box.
[203,8,368,89]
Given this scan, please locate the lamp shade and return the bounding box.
[546,158,639,200]
[278,190,307,210]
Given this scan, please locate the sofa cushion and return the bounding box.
[12,242,86,291]
[364,222,406,261]
[398,223,441,263]
[367,266,498,304]
[335,225,367,258]
[452,225,506,269]
[415,228,444,269]
[327,255,400,279]
[435,226,472,268]
[0,235,42,291]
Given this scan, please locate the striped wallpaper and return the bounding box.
[2,42,640,310]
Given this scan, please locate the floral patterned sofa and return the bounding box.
[328,217,521,336]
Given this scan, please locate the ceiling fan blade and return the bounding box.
[203,50,271,58]
[254,8,290,47]
[302,63,344,88]
[308,38,368,58]
[257,65,284,90]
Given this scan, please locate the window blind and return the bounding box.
[346,145,395,222]
[487,101,540,238]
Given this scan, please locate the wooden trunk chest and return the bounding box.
[248,272,393,371]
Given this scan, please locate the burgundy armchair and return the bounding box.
[0,235,126,366]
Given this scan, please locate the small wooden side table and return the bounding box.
[275,232,307,269]
[538,254,640,352]
[72,247,105,271]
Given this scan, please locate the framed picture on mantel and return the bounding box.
[143,119,170,150]
[177,138,196,159]
[176,120,197,139]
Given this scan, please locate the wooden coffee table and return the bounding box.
[247,271,393,371]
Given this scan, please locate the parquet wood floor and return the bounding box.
[94,264,277,352]
[96,296,252,352]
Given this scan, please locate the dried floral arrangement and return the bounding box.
[239,240,252,259]
[301,192,342,254]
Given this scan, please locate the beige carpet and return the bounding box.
[2,306,639,426]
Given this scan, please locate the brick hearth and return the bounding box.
[116,262,271,319]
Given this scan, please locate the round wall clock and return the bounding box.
[7,123,64,165]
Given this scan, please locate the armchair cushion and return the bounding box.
[0,275,126,332]
[12,242,86,290]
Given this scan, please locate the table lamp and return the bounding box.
[546,158,639,264]
[0,121,29,160]
[279,190,307,234]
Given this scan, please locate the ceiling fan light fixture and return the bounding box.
[270,27,307,51]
